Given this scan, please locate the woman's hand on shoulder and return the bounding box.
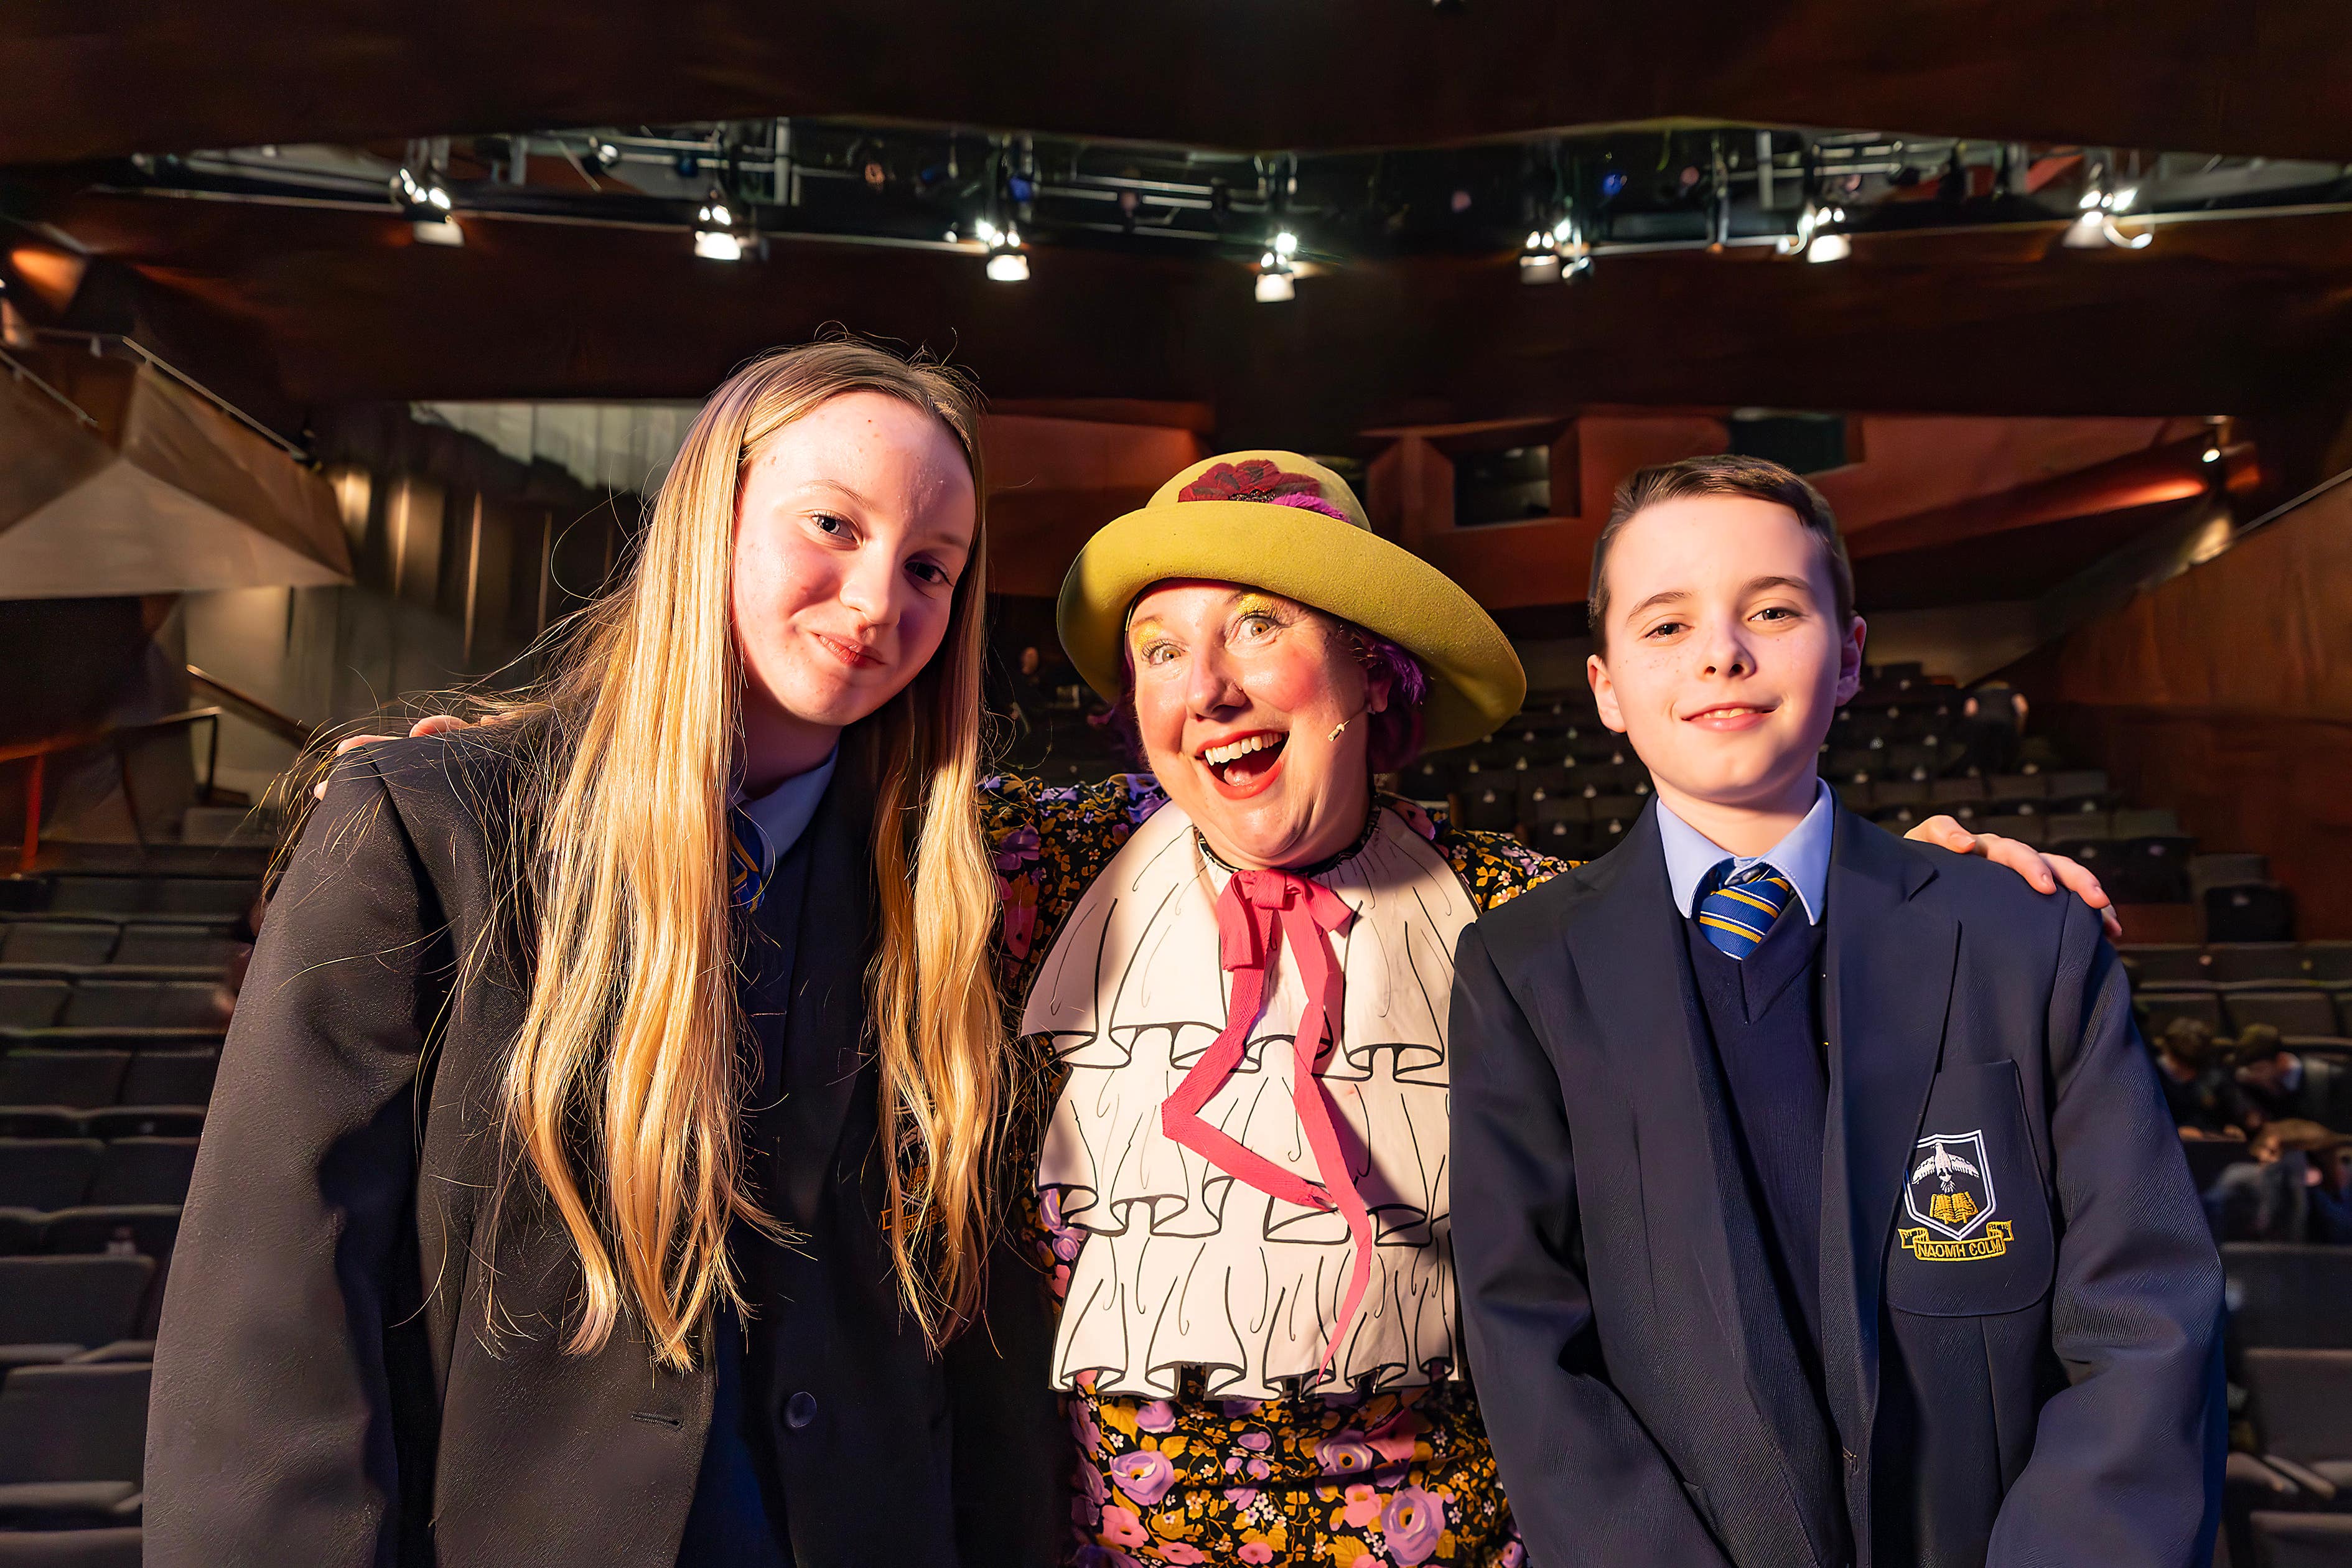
[1906,814,2122,940]
[313,714,482,798]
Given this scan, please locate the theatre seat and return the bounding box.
[85,1139,198,1208]
[2208,944,2308,984]
[2209,884,2295,945]
[1458,783,1520,834]
[0,1110,78,1140]
[0,926,114,968]
[2307,944,2352,984]
[2249,1513,2352,1568]
[2244,1349,2352,1490]
[77,1108,203,1141]
[2121,944,2207,984]
[60,981,223,1032]
[2109,837,2195,904]
[39,1206,180,1262]
[0,1257,152,1351]
[0,983,68,1031]
[0,1052,131,1111]
[0,1210,39,1256]
[0,1529,145,1566]
[0,1141,103,1212]
[108,923,240,968]
[2136,988,2225,1037]
[2225,1246,2352,1351]
[2227,991,2341,1038]
[115,1050,217,1108]
[0,1362,149,1529]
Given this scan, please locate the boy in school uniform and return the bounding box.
[1450,456,2224,1568]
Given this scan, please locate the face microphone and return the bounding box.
[1326,706,1370,742]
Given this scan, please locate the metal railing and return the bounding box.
[1,709,228,874]
[185,665,320,749]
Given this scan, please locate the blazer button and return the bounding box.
[785,1391,818,1430]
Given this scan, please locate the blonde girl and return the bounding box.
[146,341,1060,1568]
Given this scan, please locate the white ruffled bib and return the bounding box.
[1023,800,1475,1398]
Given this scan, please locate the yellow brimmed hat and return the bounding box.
[1056,450,1525,754]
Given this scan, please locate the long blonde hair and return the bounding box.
[480,341,1002,1368]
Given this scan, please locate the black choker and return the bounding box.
[1193,800,1383,881]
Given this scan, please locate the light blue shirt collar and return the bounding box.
[1656,777,1836,925]
[733,749,838,877]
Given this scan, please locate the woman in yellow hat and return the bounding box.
[986,450,2107,1566]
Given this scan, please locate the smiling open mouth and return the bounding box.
[1198,730,1288,790]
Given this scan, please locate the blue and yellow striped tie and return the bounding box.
[1697,859,1794,959]
[727,807,773,914]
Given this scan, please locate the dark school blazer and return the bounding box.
[1450,801,2226,1568]
[144,734,1062,1568]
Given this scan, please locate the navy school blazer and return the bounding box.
[1449,800,2224,1568]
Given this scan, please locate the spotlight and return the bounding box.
[2062,210,2150,250]
[2201,445,2223,464]
[1256,228,1299,302]
[1781,200,1847,260]
[1554,215,1592,279]
[411,219,464,248]
[2066,170,2152,249]
[390,166,452,217]
[969,217,1028,280]
[1520,227,1561,283]
[694,190,746,261]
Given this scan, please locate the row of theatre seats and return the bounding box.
[1411,666,2297,940]
[2126,942,2352,1047]
[0,872,248,1564]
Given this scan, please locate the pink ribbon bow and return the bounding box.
[1160,865,1373,1387]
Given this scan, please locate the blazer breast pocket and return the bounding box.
[1885,1059,2055,1317]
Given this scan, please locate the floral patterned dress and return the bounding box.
[984,772,1569,1568]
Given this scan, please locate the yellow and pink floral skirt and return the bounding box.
[1066,1370,1523,1567]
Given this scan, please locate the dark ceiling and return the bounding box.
[6,1,2352,166]
[9,2,2352,508]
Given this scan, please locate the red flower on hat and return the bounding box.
[1178,459,1325,506]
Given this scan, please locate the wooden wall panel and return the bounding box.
[2018,475,2352,935]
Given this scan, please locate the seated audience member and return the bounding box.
[2158,1017,2249,1137]
[2234,1025,2352,1132]
[2205,1119,2352,1244]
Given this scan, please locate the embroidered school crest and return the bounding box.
[1899,1129,2012,1261]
